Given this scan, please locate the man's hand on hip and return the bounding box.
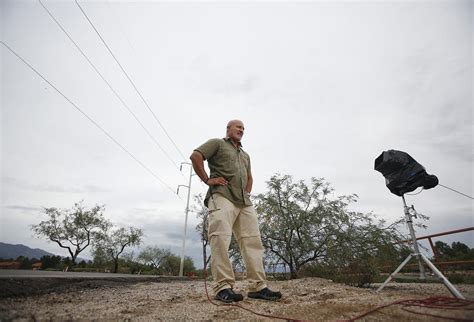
[208,177,228,186]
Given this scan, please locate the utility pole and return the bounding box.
[177,162,193,277]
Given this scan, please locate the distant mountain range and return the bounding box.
[0,242,55,260]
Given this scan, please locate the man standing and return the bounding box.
[190,120,282,303]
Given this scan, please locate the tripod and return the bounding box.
[376,195,465,299]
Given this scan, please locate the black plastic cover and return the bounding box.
[374,150,438,196]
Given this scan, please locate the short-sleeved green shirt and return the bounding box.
[195,137,252,207]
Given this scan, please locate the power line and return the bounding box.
[38,0,183,175]
[1,41,177,196]
[74,0,188,162]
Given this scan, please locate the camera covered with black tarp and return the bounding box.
[374,150,438,196]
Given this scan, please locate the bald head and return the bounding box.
[227,119,243,129]
[226,119,245,144]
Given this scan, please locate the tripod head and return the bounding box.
[406,203,419,220]
[400,195,422,226]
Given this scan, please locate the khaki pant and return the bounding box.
[208,193,267,294]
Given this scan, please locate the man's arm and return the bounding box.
[189,151,228,186]
[246,168,253,193]
[190,151,208,182]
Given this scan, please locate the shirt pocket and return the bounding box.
[239,152,250,169]
[223,151,238,171]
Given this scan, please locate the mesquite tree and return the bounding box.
[93,223,143,273]
[193,195,211,268]
[138,246,172,270]
[255,174,405,279]
[31,201,106,264]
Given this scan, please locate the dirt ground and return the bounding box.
[1,277,473,321]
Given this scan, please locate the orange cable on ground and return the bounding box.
[346,296,474,321]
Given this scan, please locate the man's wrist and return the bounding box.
[204,178,210,185]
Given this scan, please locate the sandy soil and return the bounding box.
[1,277,473,321]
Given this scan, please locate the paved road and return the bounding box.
[0,269,190,298]
[0,269,187,280]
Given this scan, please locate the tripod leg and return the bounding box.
[415,253,426,279]
[402,196,426,279]
[376,254,413,293]
[420,254,465,299]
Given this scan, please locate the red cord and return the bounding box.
[402,306,471,321]
[346,296,474,321]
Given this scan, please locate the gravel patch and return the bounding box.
[1,277,473,321]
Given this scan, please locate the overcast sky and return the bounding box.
[1,0,472,267]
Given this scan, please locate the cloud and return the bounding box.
[214,75,260,95]
[2,176,109,194]
[3,205,41,212]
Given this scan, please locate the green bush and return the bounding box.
[299,260,379,287]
